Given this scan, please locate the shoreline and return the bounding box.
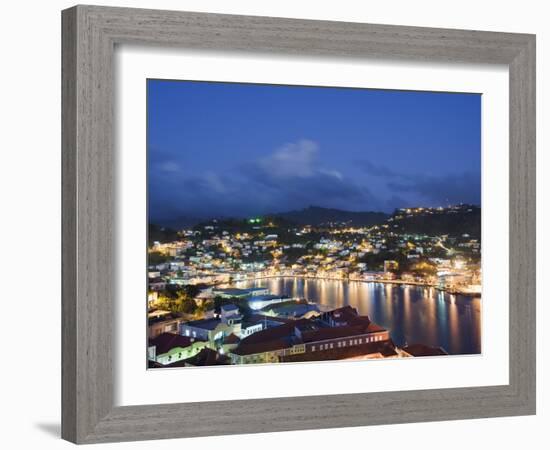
[230,274,482,297]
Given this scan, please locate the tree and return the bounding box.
[410,260,437,278]
[182,284,202,299]
[179,298,198,314]
[148,251,169,266]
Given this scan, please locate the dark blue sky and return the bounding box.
[148,79,481,223]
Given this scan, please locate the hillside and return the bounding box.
[148,223,180,245]
[388,205,481,238]
[275,206,389,227]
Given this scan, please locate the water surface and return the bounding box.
[236,277,481,355]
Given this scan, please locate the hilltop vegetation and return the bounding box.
[275,206,389,227]
[387,205,481,238]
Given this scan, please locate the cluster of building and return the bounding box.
[148,205,481,299]
[148,285,447,368]
[146,205,476,367]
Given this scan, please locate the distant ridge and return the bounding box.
[155,215,204,230]
[388,204,481,238]
[275,206,389,227]
[150,204,481,239]
[152,206,389,230]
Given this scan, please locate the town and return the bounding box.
[148,204,481,367]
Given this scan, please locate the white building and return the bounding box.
[247,294,290,310]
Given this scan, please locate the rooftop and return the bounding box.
[182,317,221,330]
[213,288,249,296]
[148,312,183,326]
[280,340,397,363]
[265,302,320,317]
[230,336,296,356]
[231,310,387,356]
[221,304,239,312]
[223,333,241,345]
[148,348,231,368]
[184,348,231,366]
[322,306,374,329]
[149,332,195,354]
[300,324,374,343]
[402,344,448,357]
[248,294,289,302]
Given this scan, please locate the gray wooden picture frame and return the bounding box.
[61,4,536,444]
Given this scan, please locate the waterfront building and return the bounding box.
[280,339,398,363]
[229,306,391,365]
[212,286,269,299]
[362,271,387,281]
[383,260,399,273]
[261,301,320,319]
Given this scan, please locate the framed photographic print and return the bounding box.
[62,5,536,444]
[146,80,482,366]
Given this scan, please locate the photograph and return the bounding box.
[146,79,482,368]
[1,1,540,447]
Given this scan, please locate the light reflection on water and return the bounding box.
[235,277,481,355]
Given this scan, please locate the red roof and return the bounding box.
[402,344,448,357]
[231,338,291,356]
[232,308,387,356]
[223,333,240,344]
[239,322,295,345]
[149,333,194,354]
[301,325,368,343]
[280,340,397,363]
[365,323,386,333]
[324,306,373,328]
[184,348,231,366]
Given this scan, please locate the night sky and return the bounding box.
[147,79,481,224]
